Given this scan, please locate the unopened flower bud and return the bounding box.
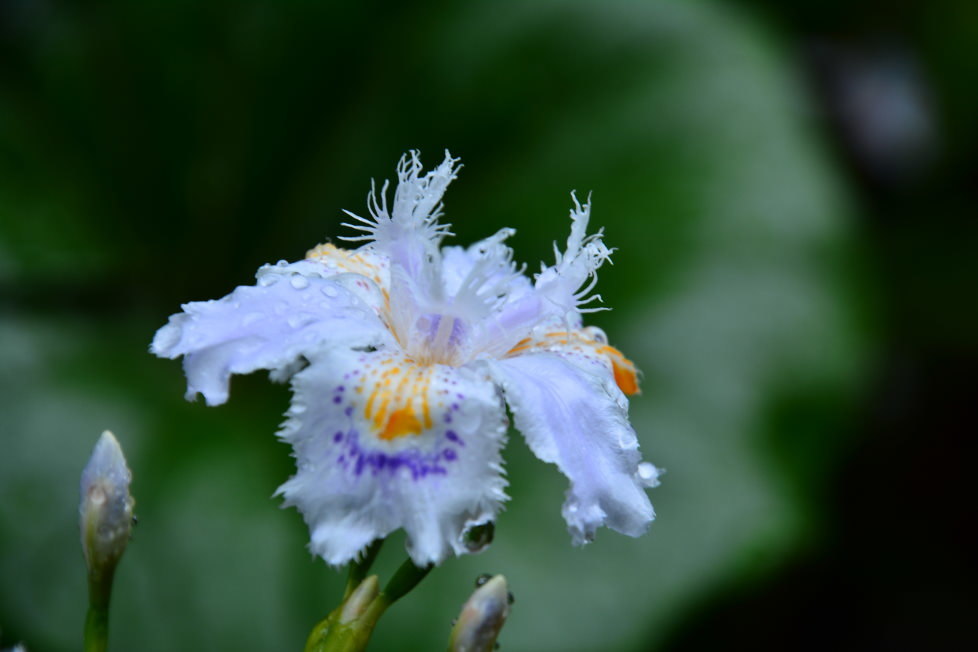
[339,575,380,625]
[448,574,510,652]
[79,431,134,575]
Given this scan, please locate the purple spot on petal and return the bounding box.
[446,430,459,442]
[337,430,460,479]
[344,406,354,416]
[333,431,343,443]
[333,396,342,404]
[337,385,345,392]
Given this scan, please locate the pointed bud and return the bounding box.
[448,575,510,652]
[79,431,134,576]
[339,575,380,625]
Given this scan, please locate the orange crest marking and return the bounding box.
[380,406,424,440]
[595,344,640,396]
[306,243,389,290]
[505,330,640,396]
[357,355,436,441]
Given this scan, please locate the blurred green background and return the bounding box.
[1,1,974,650]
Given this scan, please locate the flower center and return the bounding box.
[409,312,469,366]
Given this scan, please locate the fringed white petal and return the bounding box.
[422,231,538,360]
[341,150,458,279]
[151,261,393,406]
[534,193,613,323]
[276,348,508,566]
[489,345,655,545]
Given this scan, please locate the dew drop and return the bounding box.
[637,462,660,485]
[290,275,310,290]
[288,313,315,329]
[321,285,339,298]
[258,275,279,287]
[242,312,263,327]
[585,326,608,344]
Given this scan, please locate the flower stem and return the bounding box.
[305,557,433,652]
[343,540,384,600]
[84,604,109,652]
[382,559,432,605]
[83,567,114,652]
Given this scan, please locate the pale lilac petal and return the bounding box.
[342,151,458,281]
[440,229,531,306]
[276,348,508,566]
[152,262,394,406]
[489,349,655,544]
[432,233,539,359]
[534,194,612,322]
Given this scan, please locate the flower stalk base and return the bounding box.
[305,556,432,652]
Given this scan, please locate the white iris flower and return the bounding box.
[152,151,660,566]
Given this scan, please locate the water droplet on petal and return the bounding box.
[637,462,661,486]
[464,523,495,554]
[321,285,339,298]
[288,313,316,329]
[585,326,608,344]
[258,275,279,287]
[242,312,263,327]
[290,275,310,290]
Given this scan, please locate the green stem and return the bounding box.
[383,559,432,605]
[84,567,114,652]
[84,604,109,652]
[305,558,434,652]
[343,540,384,600]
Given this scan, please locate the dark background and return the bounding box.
[1,1,974,650]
